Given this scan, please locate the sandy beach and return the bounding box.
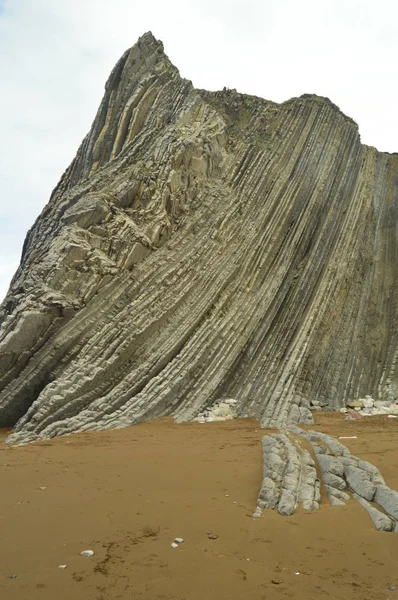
[0,414,397,600]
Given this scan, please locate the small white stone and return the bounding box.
[80,550,94,557]
[362,398,374,408]
[174,538,184,543]
[58,565,67,569]
[170,542,179,548]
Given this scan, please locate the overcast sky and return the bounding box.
[0,0,397,301]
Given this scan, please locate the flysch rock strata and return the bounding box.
[257,428,398,532]
[257,432,320,515]
[0,31,397,444]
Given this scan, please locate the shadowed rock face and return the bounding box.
[0,32,397,443]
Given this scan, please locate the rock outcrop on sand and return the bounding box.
[0,32,397,444]
[257,427,398,532]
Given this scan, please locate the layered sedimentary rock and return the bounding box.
[257,427,398,532]
[0,32,397,444]
[257,432,320,515]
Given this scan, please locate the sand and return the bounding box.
[0,413,397,600]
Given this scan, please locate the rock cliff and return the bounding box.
[1,32,397,444]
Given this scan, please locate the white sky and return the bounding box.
[0,0,397,302]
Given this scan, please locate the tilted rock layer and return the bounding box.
[257,427,398,532]
[0,32,397,443]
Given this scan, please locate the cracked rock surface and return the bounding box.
[0,31,397,444]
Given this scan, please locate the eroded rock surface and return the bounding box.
[0,32,397,444]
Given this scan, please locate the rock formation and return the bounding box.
[257,431,321,515]
[257,427,398,532]
[0,32,397,444]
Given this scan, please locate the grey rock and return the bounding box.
[306,431,350,457]
[313,444,329,455]
[322,471,347,491]
[258,476,279,509]
[278,489,297,516]
[344,465,376,501]
[353,493,394,531]
[317,454,344,477]
[61,193,109,228]
[329,496,346,506]
[258,432,320,514]
[362,397,374,408]
[323,484,350,501]
[374,486,398,520]
[358,460,386,485]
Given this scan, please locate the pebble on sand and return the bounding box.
[80,550,94,557]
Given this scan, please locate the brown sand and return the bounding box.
[0,414,397,600]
